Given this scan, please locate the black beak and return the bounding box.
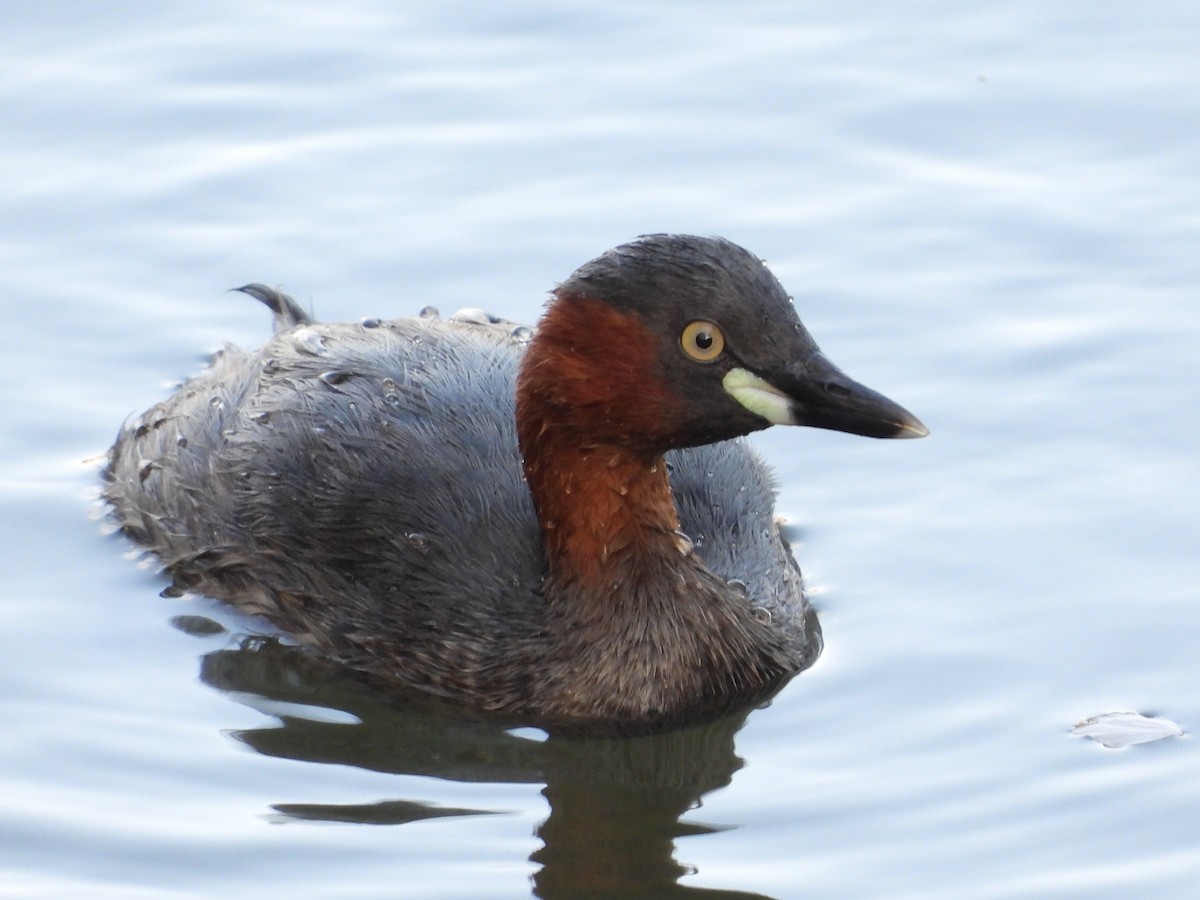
[782,350,928,439]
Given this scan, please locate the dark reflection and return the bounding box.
[200,635,787,899]
[273,798,498,825]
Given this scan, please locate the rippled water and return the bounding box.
[4,2,1199,897]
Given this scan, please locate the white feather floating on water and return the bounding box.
[1071,711,1184,749]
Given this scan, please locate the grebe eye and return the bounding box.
[680,320,725,362]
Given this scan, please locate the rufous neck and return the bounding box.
[519,436,686,587]
[515,293,689,589]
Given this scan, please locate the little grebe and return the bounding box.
[105,235,926,733]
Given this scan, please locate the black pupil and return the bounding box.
[695,331,713,350]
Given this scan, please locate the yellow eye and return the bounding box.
[680,320,725,362]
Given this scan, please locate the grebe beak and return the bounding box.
[723,350,928,440]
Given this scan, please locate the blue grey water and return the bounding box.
[3,1,1198,896]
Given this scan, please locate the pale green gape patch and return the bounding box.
[722,368,795,426]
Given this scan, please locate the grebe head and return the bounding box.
[516,234,926,462]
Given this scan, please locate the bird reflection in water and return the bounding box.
[194,625,798,900]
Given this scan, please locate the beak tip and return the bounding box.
[894,417,930,439]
